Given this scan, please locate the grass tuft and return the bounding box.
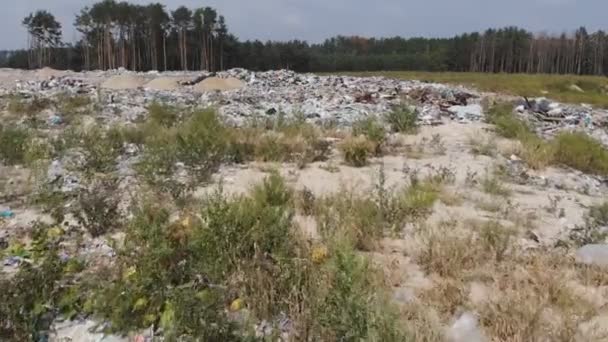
[339,135,375,167]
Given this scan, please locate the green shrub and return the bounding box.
[553,132,608,175]
[0,125,30,165]
[352,117,386,154]
[87,174,305,338]
[386,106,418,133]
[80,127,120,173]
[139,110,228,186]
[0,224,85,341]
[72,177,121,237]
[487,105,532,139]
[313,240,407,341]
[339,135,375,167]
[148,102,179,127]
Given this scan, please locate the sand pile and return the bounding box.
[101,75,146,90]
[144,77,185,91]
[193,77,245,92]
[36,67,65,79]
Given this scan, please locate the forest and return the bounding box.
[2,0,607,75]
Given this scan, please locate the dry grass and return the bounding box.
[468,135,497,157]
[339,135,376,167]
[412,212,597,342]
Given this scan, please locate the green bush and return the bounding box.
[0,225,85,341]
[487,104,532,139]
[313,240,407,341]
[148,102,179,127]
[80,127,120,173]
[0,125,30,165]
[553,132,608,175]
[352,117,386,154]
[139,110,228,186]
[386,106,418,133]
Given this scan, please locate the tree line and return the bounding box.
[4,1,608,76]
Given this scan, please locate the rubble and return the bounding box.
[519,96,608,147]
[5,68,483,126]
[575,244,608,267]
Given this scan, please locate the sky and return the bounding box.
[2,0,605,49]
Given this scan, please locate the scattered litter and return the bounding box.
[49,114,63,125]
[0,209,15,218]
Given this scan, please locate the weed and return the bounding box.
[148,102,179,127]
[479,253,594,341]
[386,106,418,133]
[296,187,316,216]
[481,172,511,197]
[72,177,121,237]
[476,220,515,262]
[139,110,228,186]
[313,240,407,341]
[417,222,482,278]
[339,135,375,167]
[58,94,92,119]
[469,135,497,157]
[352,117,386,154]
[79,127,120,173]
[0,125,30,165]
[553,132,608,175]
[8,96,51,117]
[565,201,608,247]
[0,224,84,341]
[430,134,446,155]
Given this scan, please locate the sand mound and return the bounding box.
[36,67,65,78]
[101,75,146,90]
[144,77,185,91]
[193,77,245,92]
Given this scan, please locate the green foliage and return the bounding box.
[58,94,92,118]
[79,127,120,173]
[72,177,121,237]
[487,105,532,139]
[386,106,418,133]
[139,110,228,187]
[89,174,296,336]
[488,105,608,175]
[231,119,330,168]
[352,117,386,154]
[316,169,443,250]
[7,96,51,116]
[339,135,375,167]
[148,102,179,127]
[0,224,84,341]
[314,240,407,341]
[0,125,30,165]
[553,132,608,176]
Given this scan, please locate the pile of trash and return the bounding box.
[516,97,608,147]
[5,68,483,126]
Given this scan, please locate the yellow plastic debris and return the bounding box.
[230,298,244,311]
[311,245,329,264]
[47,226,64,239]
[122,266,136,281]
